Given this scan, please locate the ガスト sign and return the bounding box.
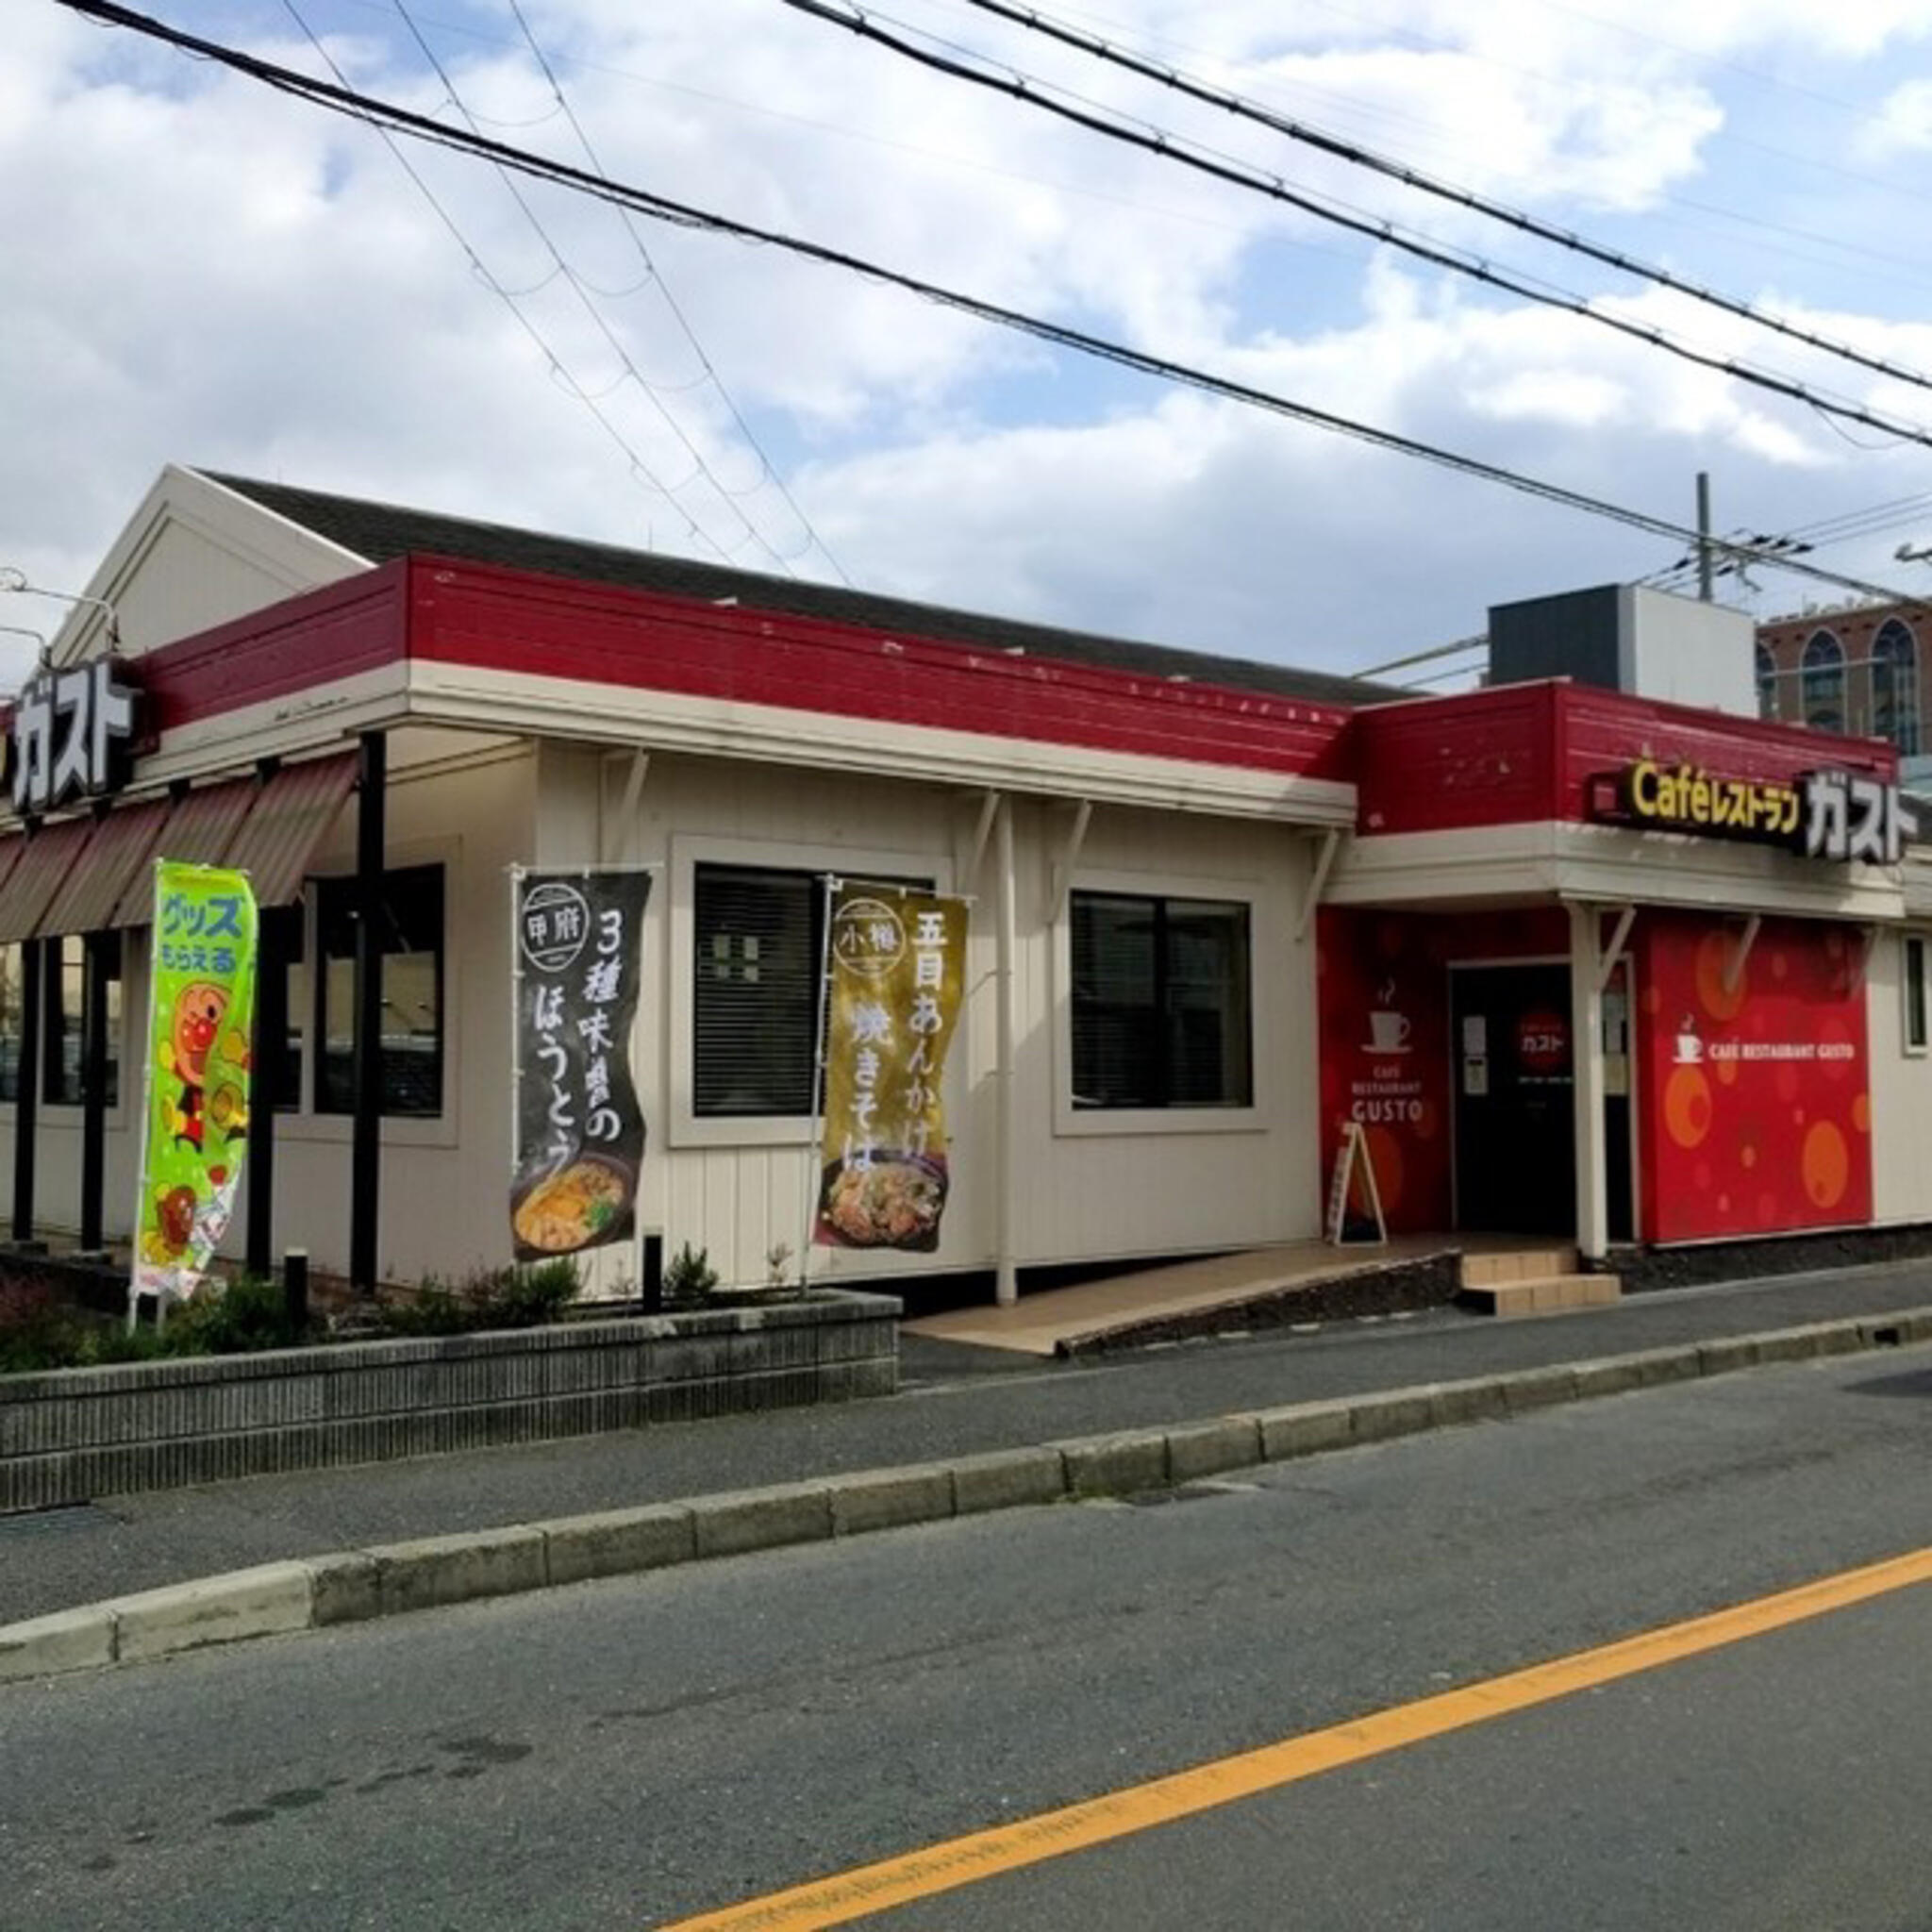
[1591,759,1916,865]
[9,658,139,814]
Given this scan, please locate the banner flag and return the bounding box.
[133,861,258,1304]
[511,869,651,1262]
[815,884,968,1251]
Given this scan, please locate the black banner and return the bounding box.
[511,870,651,1262]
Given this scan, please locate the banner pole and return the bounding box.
[800,872,839,1291]
[508,865,524,1271]
[127,860,161,1329]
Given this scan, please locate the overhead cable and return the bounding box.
[947,0,1932,405]
[781,0,1932,457]
[55,0,1925,610]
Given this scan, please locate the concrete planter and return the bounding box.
[0,1291,900,1513]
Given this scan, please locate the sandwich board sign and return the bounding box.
[1326,1119,1388,1247]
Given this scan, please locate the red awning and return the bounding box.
[0,818,101,944]
[221,754,357,907]
[110,778,256,926]
[38,796,173,937]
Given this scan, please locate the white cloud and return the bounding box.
[7,0,1932,691]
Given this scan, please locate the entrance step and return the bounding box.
[1457,1270,1623,1318]
[1458,1247,1578,1290]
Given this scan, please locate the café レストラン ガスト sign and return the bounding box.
[1591,759,1919,865]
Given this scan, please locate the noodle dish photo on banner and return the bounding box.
[511,869,651,1262]
[816,882,967,1252]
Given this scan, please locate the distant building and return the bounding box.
[1757,599,1930,760]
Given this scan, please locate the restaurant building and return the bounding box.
[4,467,1929,1301]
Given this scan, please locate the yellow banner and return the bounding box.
[816,884,967,1251]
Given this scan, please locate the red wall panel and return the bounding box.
[1350,685,1561,835]
[1635,911,1872,1242]
[407,559,1357,781]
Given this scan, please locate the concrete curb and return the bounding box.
[8,1303,1932,1686]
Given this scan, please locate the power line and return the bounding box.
[56,0,1928,613]
[501,0,851,585]
[780,0,1932,458]
[945,0,1932,408]
[389,0,830,576]
[277,0,727,562]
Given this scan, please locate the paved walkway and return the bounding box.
[5,1257,1932,1627]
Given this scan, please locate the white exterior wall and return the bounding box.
[1867,926,1932,1224]
[52,466,365,664]
[536,744,1324,1291]
[1,743,537,1284]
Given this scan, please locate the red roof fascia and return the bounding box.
[401,556,1358,782]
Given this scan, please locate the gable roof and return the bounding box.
[200,472,1395,710]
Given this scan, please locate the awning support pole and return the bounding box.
[79,932,110,1251]
[1595,904,1638,993]
[960,790,999,886]
[1569,903,1609,1264]
[1724,913,1762,995]
[350,730,386,1294]
[994,795,1019,1307]
[246,908,289,1280]
[10,939,42,1244]
[1049,799,1092,921]
[1296,827,1342,941]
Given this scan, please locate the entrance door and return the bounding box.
[1451,964,1575,1235]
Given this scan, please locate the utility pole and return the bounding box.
[1696,472,1714,603]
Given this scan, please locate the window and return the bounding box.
[0,943,22,1104]
[1907,936,1928,1055]
[1802,629,1845,733]
[693,865,821,1118]
[1070,891,1252,1109]
[42,934,121,1109]
[1755,643,1777,722]
[1873,619,1920,757]
[259,904,307,1114]
[691,863,933,1118]
[315,865,444,1117]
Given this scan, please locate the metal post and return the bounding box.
[282,1246,309,1333]
[11,938,43,1244]
[246,907,289,1279]
[350,731,386,1293]
[79,932,110,1251]
[1696,471,1714,604]
[798,872,838,1290]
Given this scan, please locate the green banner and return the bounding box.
[133,861,258,1303]
[815,884,968,1251]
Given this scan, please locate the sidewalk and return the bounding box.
[6,1257,1932,1629]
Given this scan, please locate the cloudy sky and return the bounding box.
[10,0,1932,690]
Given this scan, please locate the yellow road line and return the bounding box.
[658,1542,1932,1930]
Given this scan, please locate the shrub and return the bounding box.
[662,1242,718,1306]
[162,1274,308,1357]
[376,1259,581,1338]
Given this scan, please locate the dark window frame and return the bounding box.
[1907,935,1928,1056]
[42,932,121,1110]
[691,862,933,1121]
[314,863,446,1119]
[1069,890,1254,1111]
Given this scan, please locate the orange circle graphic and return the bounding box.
[1802,1120,1850,1209]
[1716,1057,1739,1088]
[1741,1143,1757,1170]
[1694,931,1747,1021]
[1664,1064,1713,1149]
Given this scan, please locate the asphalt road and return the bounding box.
[8,1341,1932,1929]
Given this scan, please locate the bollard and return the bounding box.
[641,1231,664,1314]
[283,1247,310,1333]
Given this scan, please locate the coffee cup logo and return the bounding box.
[1367,1009,1411,1054]
[1674,1015,1703,1065]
